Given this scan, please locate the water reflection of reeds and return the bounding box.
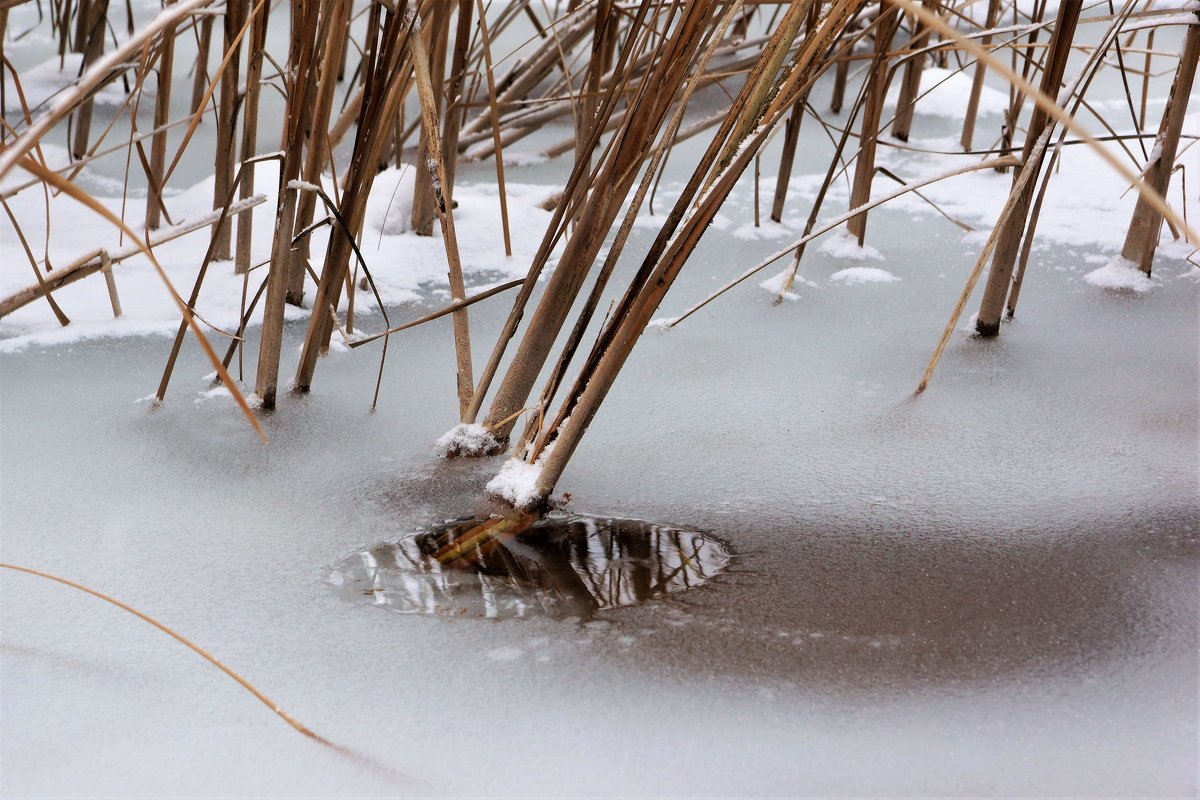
[328,514,732,620]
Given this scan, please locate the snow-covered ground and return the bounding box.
[1,7,1197,797]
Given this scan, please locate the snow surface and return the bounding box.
[0,156,557,352]
[884,66,1009,120]
[829,266,902,284]
[1084,257,1156,292]
[819,229,885,261]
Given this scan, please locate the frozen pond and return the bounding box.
[3,210,1196,793]
[2,4,1198,795]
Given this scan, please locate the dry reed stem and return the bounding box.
[210,0,246,261]
[846,0,900,244]
[525,0,746,458]
[0,562,322,739]
[916,130,1053,393]
[234,0,269,273]
[1118,10,1197,274]
[295,5,418,391]
[410,10,475,419]
[474,0,513,256]
[255,0,322,408]
[975,0,1080,336]
[528,0,851,503]
[479,0,716,445]
[145,0,176,230]
[348,279,524,348]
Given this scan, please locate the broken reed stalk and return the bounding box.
[0,193,265,318]
[1117,10,1198,275]
[0,562,323,739]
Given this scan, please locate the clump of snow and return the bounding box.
[1084,258,1154,293]
[287,179,322,193]
[486,456,544,508]
[759,267,817,301]
[819,230,884,261]
[486,440,557,508]
[436,423,498,457]
[193,385,234,406]
[646,317,678,332]
[829,267,901,285]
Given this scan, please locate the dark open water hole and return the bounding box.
[326,512,733,620]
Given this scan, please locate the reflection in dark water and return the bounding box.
[327,513,732,619]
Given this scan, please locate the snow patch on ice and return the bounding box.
[733,221,795,241]
[486,439,558,508]
[1,162,555,351]
[759,267,816,301]
[884,67,1008,121]
[193,385,234,405]
[1084,258,1154,293]
[820,230,884,261]
[829,267,900,285]
[436,423,498,457]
